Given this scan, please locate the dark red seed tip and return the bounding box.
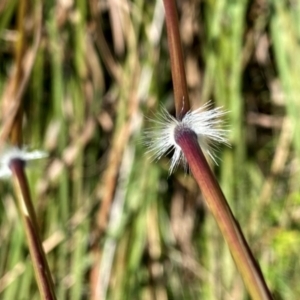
[174,125,197,144]
[9,158,26,171]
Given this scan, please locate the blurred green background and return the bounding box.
[0,0,300,299]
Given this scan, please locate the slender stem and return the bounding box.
[10,159,57,300]
[175,127,273,300]
[163,0,190,119]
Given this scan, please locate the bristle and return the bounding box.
[144,102,230,174]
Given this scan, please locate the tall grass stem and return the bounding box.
[163,0,190,119]
[174,127,273,299]
[10,159,57,300]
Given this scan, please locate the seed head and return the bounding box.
[144,102,230,174]
[0,146,47,178]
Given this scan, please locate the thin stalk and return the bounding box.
[162,1,272,298]
[163,0,190,119]
[174,127,273,300]
[3,1,56,298]
[10,159,57,300]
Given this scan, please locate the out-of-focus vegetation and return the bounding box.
[0,0,300,299]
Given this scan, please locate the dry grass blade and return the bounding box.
[0,3,42,148]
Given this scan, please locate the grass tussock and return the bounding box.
[0,1,300,299]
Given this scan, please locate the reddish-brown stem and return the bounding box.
[10,159,57,300]
[162,0,272,297]
[163,0,190,119]
[174,127,273,299]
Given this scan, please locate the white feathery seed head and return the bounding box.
[0,146,47,178]
[144,102,230,174]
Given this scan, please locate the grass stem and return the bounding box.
[174,127,273,300]
[10,159,57,300]
[163,0,190,119]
